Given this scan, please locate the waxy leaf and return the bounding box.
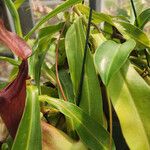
[0,19,31,59]
[115,21,150,48]
[0,56,20,66]
[40,96,116,150]
[14,0,25,9]
[12,86,42,150]
[65,18,103,123]
[94,39,136,85]
[136,8,150,29]
[0,60,28,138]
[108,62,150,150]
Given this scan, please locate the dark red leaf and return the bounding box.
[0,19,32,60]
[0,60,28,138]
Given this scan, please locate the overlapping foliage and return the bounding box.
[0,0,150,150]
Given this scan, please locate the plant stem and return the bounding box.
[55,23,67,101]
[130,0,139,27]
[76,7,93,105]
[4,0,22,37]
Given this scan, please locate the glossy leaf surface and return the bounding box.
[14,0,25,9]
[40,96,116,150]
[12,86,42,150]
[115,21,150,48]
[94,39,136,85]
[136,8,150,29]
[65,18,103,123]
[108,62,150,150]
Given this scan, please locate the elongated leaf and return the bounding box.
[59,70,75,103]
[30,37,51,88]
[58,70,76,138]
[76,4,114,25]
[29,23,65,88]
[25,0,82,40]
[12,86,42,150]
[38,23,64,39]
[42,62,56,86]
[94,39,136,85]
[0,56,19,66]
[65,18,103,123]
[4,0,22,36]
[14,0,25,9]
[115,21,150,48]
[136,8,150,29]
[40,96,116,150]
[107,62,150,150]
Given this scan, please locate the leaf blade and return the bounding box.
[39,96,116,150]
[65,17,103,123]
[94,39,136,85]
[107,62,150,150]
[12,86,42,150]
[115,21,150,48]
[136,8,150,29]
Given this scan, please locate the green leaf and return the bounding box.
[94,39,136,85]
[58,70,76,138]
[12,86,42,150]
[115,21,150,48]
[39,96,116,150]
[29,24,59,88]
[4,0,22,36]
[0,56,20,66]
[107,62,150,150]
[14,0,25,9]
[42,62,56,86]
[59,70,75,103]
[76,4,114,25]
[65,17,103,123]
[29,37,51,89]
[136,8,150,29]
[24,0,82,40]
[38,22,64,39]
